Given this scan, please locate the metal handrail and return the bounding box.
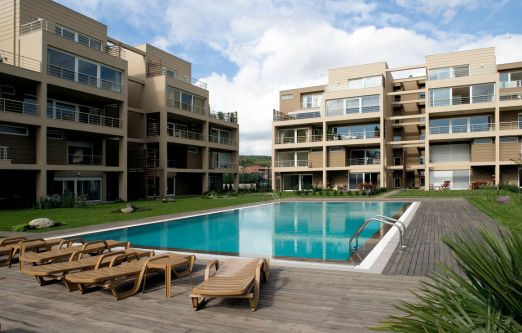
[348,216,406,261]
[47,64,122,93]
[429,94,495,107]
[0,97,39,116]
[429,123,494,134]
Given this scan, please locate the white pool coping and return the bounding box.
[50,200,420,273]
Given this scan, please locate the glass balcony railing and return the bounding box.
[429,123,494,135]
[47,64,122,93]
[326,131,379,141]
[500,80,522,89]
[429,94,495,107]
[274,160,310,168]
[275,135,322,144]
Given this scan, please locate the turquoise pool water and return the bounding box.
[78,201,410,262]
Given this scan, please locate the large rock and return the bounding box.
[29,218,55,229]
[121,205,135,214]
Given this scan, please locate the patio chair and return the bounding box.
[21,247,153,288]
[6,237,70,268]
[20,239,130,266]
[190,258,270,311]
[441,180,451,190]
[0,237,28,266]
[64,252,196,300]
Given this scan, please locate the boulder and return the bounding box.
[120,205,135,214]
[28,218,55,229]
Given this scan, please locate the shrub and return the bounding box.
[499,183,520,193]
[374,229,522,332]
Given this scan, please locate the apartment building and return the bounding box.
[0,0,239,208]
[272,48,522,191]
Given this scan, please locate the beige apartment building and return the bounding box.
[0,0,239,208]
[272,48,522,191]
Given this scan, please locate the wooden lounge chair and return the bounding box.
[20,239,130,266]
[441,180,451,190]
[64,252,196,300]
[6,237,70,268]
[21,248,153,288]
[190,258,270,311]
[0,237,28,266]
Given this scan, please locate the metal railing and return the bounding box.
[326,105,380,116]
[500,80,522,89]
[166,99,207,115]
[209,162,237,169]
[146,61,208,89]
[275,134,323,144]
[0,146,8,160]
[47,106,120,128]
[348,215,406,261]
[500,93,522,102]
[168,128,203,140]
[430,94,495,107]
[499,121,522,131]
[348,158,381,165]
[429,154,470,163]
[0,49,41,72]
[67,154,102,165]
[47,64,122,93]
[273,109,321,121]
[0,98,39,116]
[209,111,238,124]
[326,81,382,92]
[208,135,236,145]
[274,160,310,168]
[429,123,494,134]
[326,131,379,141]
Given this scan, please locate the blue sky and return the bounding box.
[57,0,522,155]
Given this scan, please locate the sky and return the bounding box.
[57,0,522,155]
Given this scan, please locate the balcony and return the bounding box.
[209,161,237,169]
[67,154,102,165]
[0,98,39,117]
[326,105,380,117]
[47,64,122,93]
[273,109,321,121]
[166,99,207,116]
[209,111,238,124]
[430,154,469,163]
[167,128,203,141]
[47,106,121,128]
[500,93,522,102]
[326,131,380,141]
[208,135,236,146]
[429,123,494,135]
[499,121,522,131]
[146,61,207,90]
[348,158,381,166]
[500,80,522,89]
[430,94,495,107]
[275,135,322,144]
[0,49,41,72]
[20,19,123,57]
[274,160,310,168]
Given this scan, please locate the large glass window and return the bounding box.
[78,59,98,87]
[100,66,122,92]
[361,95,379,113]
[430,144,470,163]
[55,178,101,201]
[472,83,494,103]
[429,88,451,107]
[348,173,378,189]
[47,48,75,80]
[328,123,380,140]
[325,99,343,116]
[348,76,381,89]
[301,93,322,109]
[428,67,451,80]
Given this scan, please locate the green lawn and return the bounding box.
[0,194,272,233]
[390,189,522,233]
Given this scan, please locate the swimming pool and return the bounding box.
[74,201,411,263]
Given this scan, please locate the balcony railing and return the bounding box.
[500,93,522,102]
[166,99,207,115]
[209,111,238,124]
[67,154,102,165]
[0,98,39,116]
[429,123,494,135]
[274,160,310,168]
[499,121,522,131]
[0,49,41,72]
[47,64,122,93]
[326,131,380,141]
[47,106,121,128]
[209,162,237,169]
[348,158,381,165]
[273,109,321,121]
[430,94,495,107]
[0,146,8,160]
[500,80,522,89]
[275,135,323,144]
[208,135,236,145]
[147,61,207,89]
[168,128,203,141]
[430,154,470,163]
[326,106,380,116]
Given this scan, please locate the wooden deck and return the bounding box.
[383,199,501,276]
[0,263,420,332]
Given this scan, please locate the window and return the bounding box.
[100,66,122,92]
[500,136,519,143]
[68,142,94,165]
[282,174,312,191]
[161,66,176,78]
[47,48,75,80]
[167,86,206,114]
[428,65,469,80]
[281,94,293,100]
[348,76,381,89]
[474,138,493,144]
[301,93,322,109]
[54,177,101,201]
[430,116,491,134]
[429,88,450,107]
[188,146,199,153]
[430,143,470,163]
[326,95,380,116]
[167,177,175,195]
[0,124,28,136]
[47,129,63,140]
[348,173,378,189]
[429,170,470,190]
[349,149,380,165]
[78,59,98,87]
[500,71,522,88]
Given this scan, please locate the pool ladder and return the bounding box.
[348,215,407,261]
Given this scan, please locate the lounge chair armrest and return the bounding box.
[0,236,27,246]
[20,238,46,255]
[256,258,270,283]
[204,260,219,280]
[81,240,108,252]
[94,251,126,269]
[108,252,140,267]
[59,238,85,249]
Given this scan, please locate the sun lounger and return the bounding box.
[6,237,70,268]
[21,248,153,288]
[65,252,196,300]
[20,239,130,266]
[190,258,270,311]
[0,237,28,266]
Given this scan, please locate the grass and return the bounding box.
[0,194,272,233]
[390,188,522,233]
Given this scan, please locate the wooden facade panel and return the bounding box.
[328,150,346,167]
[309,151,323,168]
[0,131,35,164]
[499,142,521,161]
[471,143,495,162]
